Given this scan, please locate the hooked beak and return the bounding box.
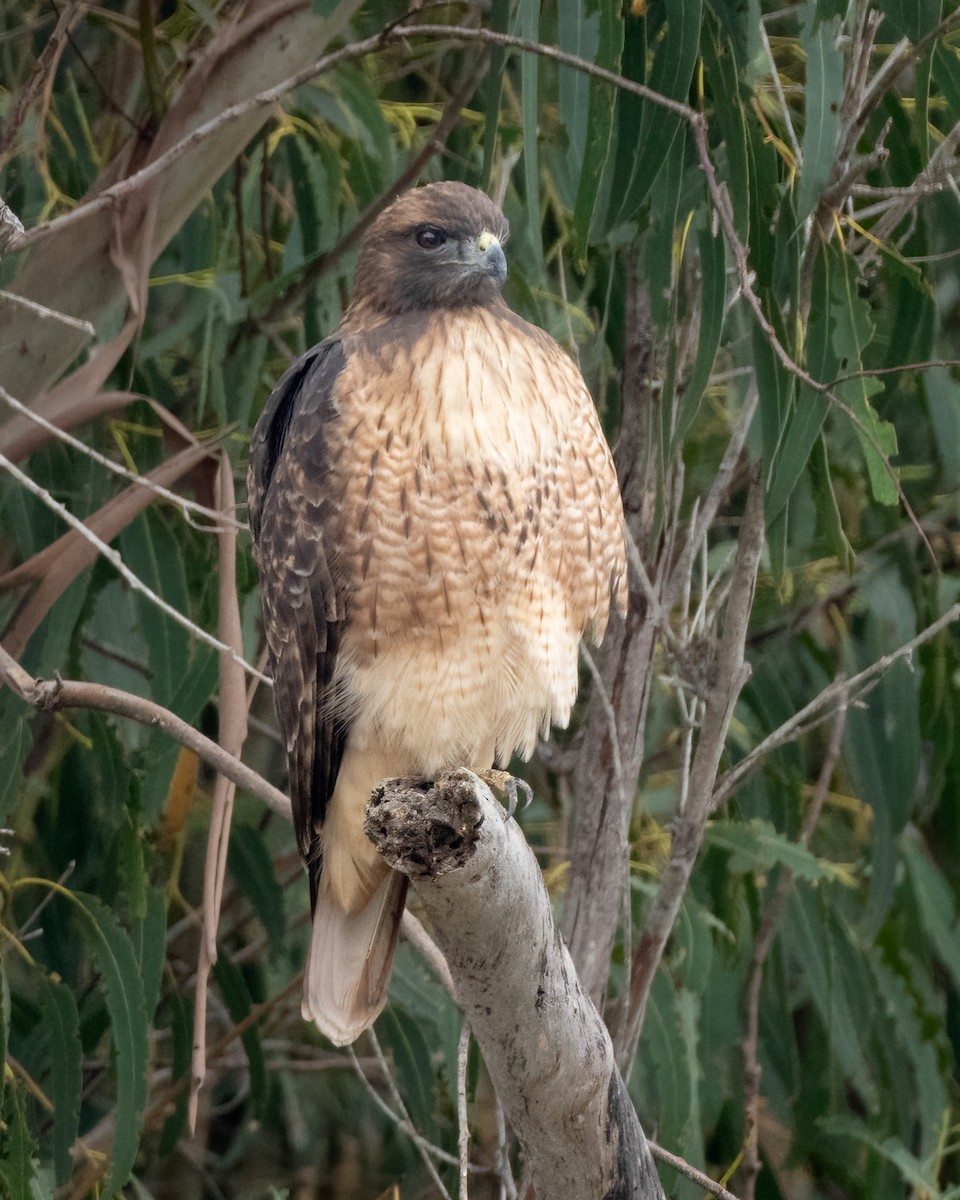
[473,230,507,286]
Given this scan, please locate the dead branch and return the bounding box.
[617,472,766,1071]
[0,642,288,818]
[0,2,87,167]
[365,769,666,1200]
[190,456,250,1130]
[0,386,243,531]
[563,267,660,1007]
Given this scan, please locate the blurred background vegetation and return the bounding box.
[1,0,960,1197]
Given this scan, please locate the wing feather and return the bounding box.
[247,338,349,907]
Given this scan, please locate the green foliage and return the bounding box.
[40,977,81,1185]
[1,0,959,1196]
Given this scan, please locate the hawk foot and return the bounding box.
[475,769,533,819]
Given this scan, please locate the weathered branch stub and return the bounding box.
[365,769,665,1200]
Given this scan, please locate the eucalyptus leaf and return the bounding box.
[229,821,286,947]
[72,892,150,1198]
[706,818,852,883]
[796,15,843,224]
[212,954,268,1120]
[520,0,542,271]
[40,978,82,1186]
[610,0,702,228]
[0,1080,38,1199]
[571,2,623,259]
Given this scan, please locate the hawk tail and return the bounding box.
[302,870,408,1045]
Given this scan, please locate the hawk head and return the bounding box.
[351,181,510,316]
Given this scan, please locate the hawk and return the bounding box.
[247,182,627,1045]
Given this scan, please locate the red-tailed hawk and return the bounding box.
[247,182,626,1045]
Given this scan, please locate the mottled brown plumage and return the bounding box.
[247,181,626,1045]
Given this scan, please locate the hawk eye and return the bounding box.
[415,226,446,250]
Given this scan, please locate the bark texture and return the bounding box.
[365,770,665,1200]
[563,270,659,1005]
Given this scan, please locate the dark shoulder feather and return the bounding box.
[247,337,349,908]
[248,340,342,540]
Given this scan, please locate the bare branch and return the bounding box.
[0,290,94,337]
[618,473,766,1069]
[0,447,267,682]
[579,643,626,815]
[0,642,289,819]
[712,602,960,808]
[0,385,244,531]
[649,1141,743,1200]
[667,383,759,606]
[563,266,659,1005]
[190,456,250,1129]
[350,1034,457,1197]
[458,1023,472,1200]
[400,909,457,1000]
[396,23,696,118]
[366,770,665,1199]
[0,1,87,166]
[758,22,801,163]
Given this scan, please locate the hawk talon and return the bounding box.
[476,769,534,819]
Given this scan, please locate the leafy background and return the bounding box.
[1,0,960,1197]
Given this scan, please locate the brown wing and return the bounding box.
[247,338,348,908]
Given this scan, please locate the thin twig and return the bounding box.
[619,474,766,1071]
[0,642,289,819]
[0,289,94,336]
[667,384,759,607]
[0,1,87,166]
[623,524,666,627]
[738,694,848,1200]
[712,602,960,808]
[349,1039,459,1196]
[758,22,801,162]
[401,24,696,117]
[494,1094,517,1200]
[0,385,244,531]
[17,860,76,936]
[401,909,458,1000]
[649,1141,743,1200]
[190,456,249,1131]
[458,1023,471,1200]
[0,448,268,683]
[578,640,633,1013]
[579,643,626,816]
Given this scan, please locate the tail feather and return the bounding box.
[302,869,408,1045]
